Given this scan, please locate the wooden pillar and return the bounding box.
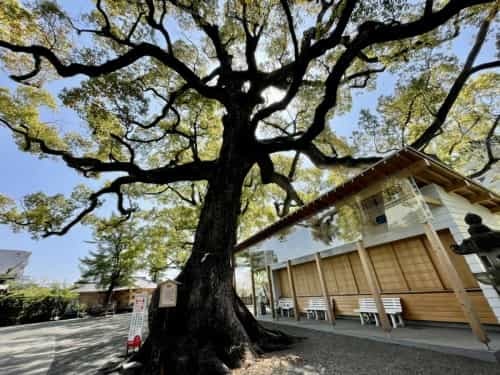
[423,223,490,345]
[314,252,335,323]
[356,240,392,332]
[286,260,300,321]
[266,265,276,319]
[250,267,257,316]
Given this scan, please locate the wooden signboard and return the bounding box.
[159,280,179,308]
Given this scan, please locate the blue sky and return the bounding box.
[0,5,493,284]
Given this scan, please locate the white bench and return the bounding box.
[355,297,404,328]
[305,297,329,320]
[277,298,295,317]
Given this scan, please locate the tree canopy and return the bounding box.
[0,1,498,372]
[0,0,497,242]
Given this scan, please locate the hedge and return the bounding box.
[0,285,79,326]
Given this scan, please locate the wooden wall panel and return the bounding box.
[328,255,357,294]
[292,261,321,297]
[369,244,407,292]
[382,292,497,325]
[322,256,339,294]
[304,292,497,324]
[329,295,365,316]
[392,237,444,291]
[277,269,291,297]
[424,231,479,290]
[348,253,370,293]
[274,232,498,325]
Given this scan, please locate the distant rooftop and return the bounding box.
[0,250,31,281]
[74,277,157,293]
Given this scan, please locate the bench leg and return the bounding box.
[373,313,380,327]
[390,314,397,329]
[359,313,364,325]
[397,313,405,327]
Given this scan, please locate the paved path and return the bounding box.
[1,314,499,374]
[0,314,132,375]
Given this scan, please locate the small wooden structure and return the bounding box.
[75,277,157,311]
[234,147,500,344]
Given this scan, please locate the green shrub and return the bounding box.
[0,285,78,326]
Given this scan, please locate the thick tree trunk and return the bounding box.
[135,114,295,374]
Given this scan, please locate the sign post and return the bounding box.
[126,293,148,354]
[158,280,179,308]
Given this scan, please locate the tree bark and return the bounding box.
[136,112,295,374]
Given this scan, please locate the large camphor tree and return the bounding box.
[0,1,499,373]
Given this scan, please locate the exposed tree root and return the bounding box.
[127,289,298,375]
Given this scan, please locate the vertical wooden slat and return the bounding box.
[287,260,300,321]
[356,240,392,332]
[266,265,276,319]
[390,244,411,291]
[250,268,257,316]
[345,254,359,294]
[423,223,489,345]
[315,253,335,323]
[420,236,446,290]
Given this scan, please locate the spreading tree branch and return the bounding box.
[411,3,498,150]
[468,115,500,178]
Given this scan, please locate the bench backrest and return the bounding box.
[358,297,402,313]
[306,297,328,310]
[278,297,294,308]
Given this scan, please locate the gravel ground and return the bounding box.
[233,322,500,375]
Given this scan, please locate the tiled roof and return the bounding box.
[0,250,31,279]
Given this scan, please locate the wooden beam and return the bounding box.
[286,260,300,321]
[423,223,490,345]
[422,195,442,206]
[470,193,495,205]
[424,168,454,185]
[314,253,335,323]
[413,174,435,186]
[445,179,471,192]
[356,240,392,332]
[266,265,276,320]
[250,268,257,317]
[395,159,431,179]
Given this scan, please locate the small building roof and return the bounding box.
[74,277,157,293]
[0,250,31,280]
[235,147,500,253]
